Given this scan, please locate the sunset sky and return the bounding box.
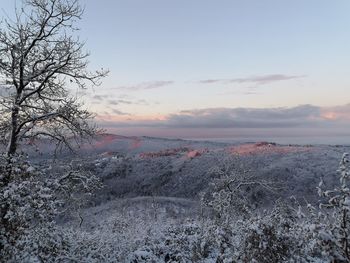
[2,0,350,141]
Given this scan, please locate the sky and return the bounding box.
[1,0,350,142]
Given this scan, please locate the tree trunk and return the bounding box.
[6,105,19,156]
[1,104,20,254]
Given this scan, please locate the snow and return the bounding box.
[2,136,350,262]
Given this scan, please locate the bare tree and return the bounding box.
[0,1,107,258]
[0,0,108,157]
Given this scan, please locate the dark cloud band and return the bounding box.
[97,104,350,129]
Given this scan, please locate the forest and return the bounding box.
[1,0,350,262]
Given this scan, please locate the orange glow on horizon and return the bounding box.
[321,112,338,120]
[320,108,350,121]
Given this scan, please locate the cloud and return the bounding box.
[97,108,131,117]
[198,74,305,86]
[104,108,130,118]
[114,80,174,91]
[110,109,130,115]
[91,94,109,101]
[165,105,320,128]
[107,99,150,106]
[97,104,350,130]
[91,95,150,106]
[320,104,350,121]
[107,99,133,105]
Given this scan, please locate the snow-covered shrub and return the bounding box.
[6,224,70,263]
[201,156,274,223]
[230,153,350,263]
[0,154,101,261]
[230,199,329,263]
[237,203,298,263]
[127,219,225,263]
[316,153,350,262]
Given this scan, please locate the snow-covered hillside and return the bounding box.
[4,134,350,263]
[19,134,350,262]
[67,135,346,207]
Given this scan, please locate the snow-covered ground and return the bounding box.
[22,134,350,262]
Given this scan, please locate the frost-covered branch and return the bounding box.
[0,0,108,156]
